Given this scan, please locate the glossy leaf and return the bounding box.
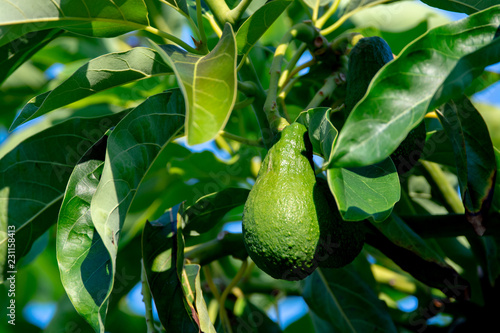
[236,0,292,57]
[182,187,250,234]
[90,90,185,314]
[151,23,237,145]
[302,267,397,333]
[442,97,497,235]
[11,47,173,130]
[298,108,400,222]
[0,106,125,281]
[421,0,499,15]
[0,29,62,85]
[330,6,500,168]
[56,136,110,333]
[296,107,338,162]
[327,158,400,222]
[0,0,149,47]
[181,264,217,333]
[142,208,199,332]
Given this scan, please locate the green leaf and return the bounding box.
[142,208,199,332]
[296,107,338,162]
[442,97,497,235]
[421,0,499,15]
[465,71,500,96]
[183,187,250,234]
[181,264,217,333]
[0,106,125,282]
[0,29,62,85]
[330,6,500,168]
[302,267,397,333]
[151,23,237,145]
[11,47,173,130]
[159,0,189,17]
[419,129,456,167]
[327,158,400,222]
[0,0,149,47]
[236,0,292,57]
[90,90,185,314]
[298,108,400,222]
[374,214,448,265]
[56,136,110,333]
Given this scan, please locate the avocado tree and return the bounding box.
[1,0,500,332]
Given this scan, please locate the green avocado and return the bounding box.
[345,36,426,174]
[242,123,364,281]
[315,178,365,269]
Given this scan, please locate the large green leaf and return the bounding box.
[142,208,199,332]
[90,90,185,315]
[182,187,250,235]
[235,0,292,57]
[302,267,397,333]
[441,97,497,235]
[330,6,500,168]
[56,136,110,333]
[343,0,396,14]
[11,47,173,130]
[421,0,499,15]
[0,0,149,47]
[298,108,400,222]
[327,158,400,222]
[151,23,237,145]
[0,29,62,85]
[0,105,125,282]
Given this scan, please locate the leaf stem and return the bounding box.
[220,260,249,333]
[278,43,307,89]
[315,0,341,29]
[321,0,392,35]
[206,12,223,37]
[420,160,464,214]
[228,0,254,23]
[305,73,341,110]
[312,0,321,24]
[196,0,209,53]
[219,131,263,147]
[144,26,203,54]
[204,0,231,25]
[141,259,156,333]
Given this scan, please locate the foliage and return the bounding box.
[1,0,500,332]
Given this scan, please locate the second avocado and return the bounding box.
[242,123,364,281]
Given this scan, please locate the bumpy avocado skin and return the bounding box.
[315,178,365,269]
[345,36,393,115]
[243,123,319,280]
[242,123,365,281]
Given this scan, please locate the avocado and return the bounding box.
[315,178,365,269]
[345,36,426,174]
[242,123,364,281]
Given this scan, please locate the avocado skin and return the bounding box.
[315,178,365,269]
[345,36,393,115]
[243,123,320,281]
[345,36,426,174]
[242,123,364,281]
